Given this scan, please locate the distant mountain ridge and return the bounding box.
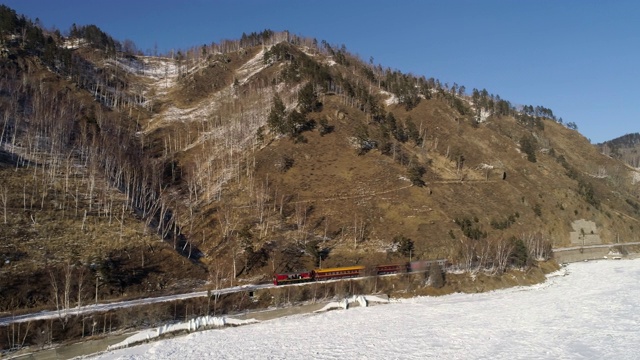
[599,132,640,167]
[601,132,640,147]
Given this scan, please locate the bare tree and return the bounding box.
[0,185,8,224]
[523,232,552,261]
[49,268,61,314]
[218,203,239,241]
[458,238,476,272]
[209,262,227,316]
[255,178,270,224]
[353,216,366,249]
[63,262,72,311]
[493,238,514,274]
[476,238,492,272]
[76,265,86,308]
[295,201,308,245]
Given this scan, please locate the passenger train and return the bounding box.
[273,259,447,285]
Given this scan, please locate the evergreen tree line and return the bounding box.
[4,3,571,132]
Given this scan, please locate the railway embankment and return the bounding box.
[552,242,640,264]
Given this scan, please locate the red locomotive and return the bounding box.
[272,271,314,285]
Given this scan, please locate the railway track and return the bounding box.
[0,259,446,326]
[0,283,272,326]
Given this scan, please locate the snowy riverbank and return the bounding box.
[88,258,640,359]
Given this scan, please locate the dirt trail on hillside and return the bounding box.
[232,177,502,209]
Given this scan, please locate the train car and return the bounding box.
[273,260,447,285]
[408,259,449,273]
[273,271,313,286]
[408,260,432,273]
[435,259,449,269]
[313,265,365,281]
[375,263,406,275]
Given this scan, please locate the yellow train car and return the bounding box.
[313,265,365,280]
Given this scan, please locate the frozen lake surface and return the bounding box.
[91,259,640,359]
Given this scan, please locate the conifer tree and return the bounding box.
[408,164,426,187]
[394,235,414,258]
[405,116,422,146]
[298,83,318,114]
[520,134,538,163]
[267,95,287,135]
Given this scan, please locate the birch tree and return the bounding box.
[493,238,514,274]
[0,185,7,224]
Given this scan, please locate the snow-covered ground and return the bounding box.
[90,259,640,359]
[379,89,399,106]
[236,48,268,85]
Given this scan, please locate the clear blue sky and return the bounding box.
[4,0,639,143]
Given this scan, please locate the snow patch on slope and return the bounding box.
[236,48,268,85]
[62,38,86,49]
[379,90,398,106]
[478,108,491,122]
[106,56,180,101]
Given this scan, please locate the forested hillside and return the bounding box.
[1,4,639,316]
[599,133,640,168]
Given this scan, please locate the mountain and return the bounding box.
[598,133,640,168]
[1,5,639,314]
